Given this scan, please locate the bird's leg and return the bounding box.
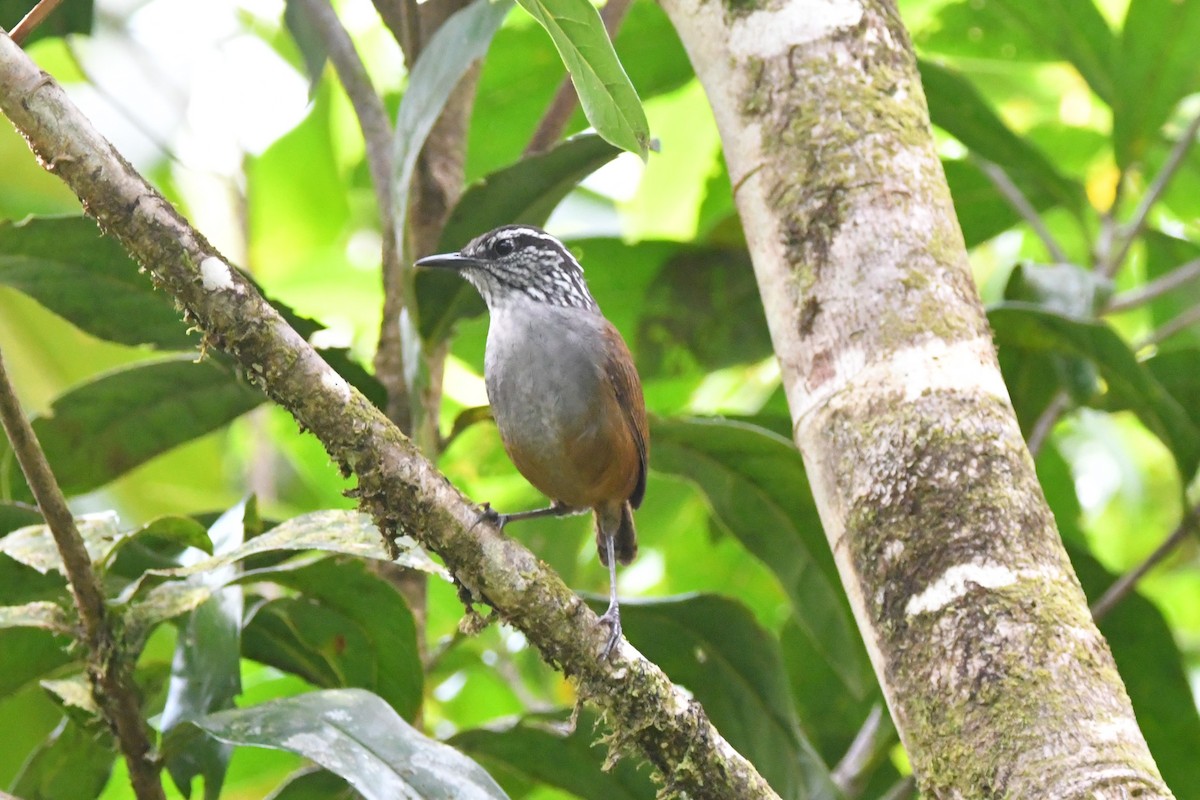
[598,532,622,659]
[475,499,584,530]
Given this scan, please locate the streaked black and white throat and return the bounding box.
[460,225,599,312]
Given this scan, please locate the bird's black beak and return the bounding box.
[415,252,477,270]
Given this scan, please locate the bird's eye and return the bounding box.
[493,238,515,256]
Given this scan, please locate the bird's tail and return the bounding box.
[597,501,637,567]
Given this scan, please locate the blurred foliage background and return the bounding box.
[0,0,1198,797]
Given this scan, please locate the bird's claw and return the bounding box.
[598,606,622,660]
[472,502,508,531]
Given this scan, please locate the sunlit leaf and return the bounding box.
[651,417,872,700]
[0,512,120,575]
[989,304,1200,479]
[419,134,621,342]
[0,601,69,633]
[184,689,511,800]
[1112,0,1200,167]
[514,0,649,158]
[920,60,1083,214]
[617,595,840,800]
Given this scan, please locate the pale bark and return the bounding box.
[659,0,1174,796]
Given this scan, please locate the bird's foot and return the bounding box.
[598,604,623,660]
[472,502,508,531]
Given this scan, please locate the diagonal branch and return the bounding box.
[0,31,778,800]
[0,348,165,800]
[974,156,1069,264]
[1091,504,1200,622]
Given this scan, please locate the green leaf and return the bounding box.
[106,515,214,578]
[514,0,650,158]
[1141,232,1200,350]
[266,768,361,800]
[618,595,840,800]
[0,502,41,535]
[2,357,263,501]
[1004,262,1112,318]
[185,689,511,800]
[241,557,423,720]
[0,0,94,45]
[0,512,120,575]
[393,0,514,252]
[637,246,771,373]
[161,501,249,800]
[452,709,655,800]
[1070,548,1200,798]
[1112,0,1200,167]
[650,417,872,700]
[989,304,1200,479]
[0,628,74,699]
[418,134,621,342]
[0,601,69,633]
[919,60,1083,214]
[0,216,191,349]
[917,0,1116,104]
[10,719,115,800]
[283,0,329,95]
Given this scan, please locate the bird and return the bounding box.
[416,225,648,658]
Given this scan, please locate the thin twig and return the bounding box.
[0,348,165,800]
[831,704,896,799]
[1138,303,1200,348]
[1026,390,1071,458]
[1091,505,1200,622]
[9,0,64,45]
[879,775,917,800]
[975,157,1069,264]
[525,0,633,154]
[1106,257,1200,314]
[1101,108,1200,278]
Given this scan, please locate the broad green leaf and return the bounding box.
[1112,0,1200,167]
[283,0,329,95]
[919,60,1083,214]
[0,502,41,535]
[0,0,94,45]
[241,557,422,720]
[1144,350,1200,431]
[11,719,114,800]
[989,304,1200,479]
[0,628,74,699]
[1141,232,1200,350]
[917,0,1116,103]
[0,216,191,349]
[451,709,655,800]
[0,552,65,606]
[106,515,214,578]
[1004,262,1112,318]
[637,245,771,373]
[514,0,650,158]
[161,501,248,800]
[0,601,69,633]
[779,619,883,765]
[393,0,514,253]
[651,417,872,700]
[0,512,120,575]
[184,689,511,800]
[418,134,621,342]
[266,768,360,800]
[941,158,1034,247]
[1070,548,1200,798]
[617,595,840,800]
[1,357,263,501]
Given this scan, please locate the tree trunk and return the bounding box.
[659,0,1174,796]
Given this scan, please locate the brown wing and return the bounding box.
[602,320,649,509]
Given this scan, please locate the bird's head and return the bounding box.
[416,225,598,312]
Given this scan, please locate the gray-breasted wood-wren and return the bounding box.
[417,225,648,658]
